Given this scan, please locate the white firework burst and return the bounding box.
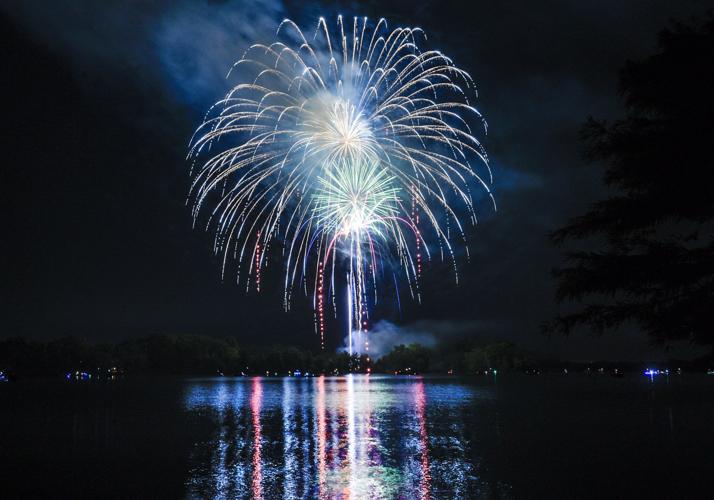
[188,15,493,353]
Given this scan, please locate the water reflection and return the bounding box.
[251,378,263,500]
[184,375,494,499]
[415,381,431,499]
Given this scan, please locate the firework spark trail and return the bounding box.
[188,16,493,355]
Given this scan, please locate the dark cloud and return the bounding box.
[2,0,712,359]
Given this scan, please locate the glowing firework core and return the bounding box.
[188,16,493,357]
[315,159,397,238]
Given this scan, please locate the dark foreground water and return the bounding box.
[1,374,713,499]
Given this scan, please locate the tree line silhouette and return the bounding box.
[0,335,538,377]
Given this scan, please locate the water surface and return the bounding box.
[2,374,713,498]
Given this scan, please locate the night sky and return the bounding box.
[2,0,711,360]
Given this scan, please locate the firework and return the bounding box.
[188,16,493,354]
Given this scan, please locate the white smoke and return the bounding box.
[154,0,285,109]
[340,319,502,358]
[1,0,286,112]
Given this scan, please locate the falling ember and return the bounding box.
[188,16,493,355]
[255,231,262,293]
[411,188,423,293]
[318,261,325,350]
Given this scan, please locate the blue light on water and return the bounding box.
[183,375,470,497]
[644,368,670,380]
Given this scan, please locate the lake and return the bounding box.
[1,374,713,498]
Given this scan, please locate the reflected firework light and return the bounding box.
[251,377,263,499]
[183,375,464,497]
[415,380,431,499]
[188,16,492,352]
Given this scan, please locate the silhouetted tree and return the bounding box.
[549,16,714,345]
[375,344,431,373]
[464,341,528,373]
